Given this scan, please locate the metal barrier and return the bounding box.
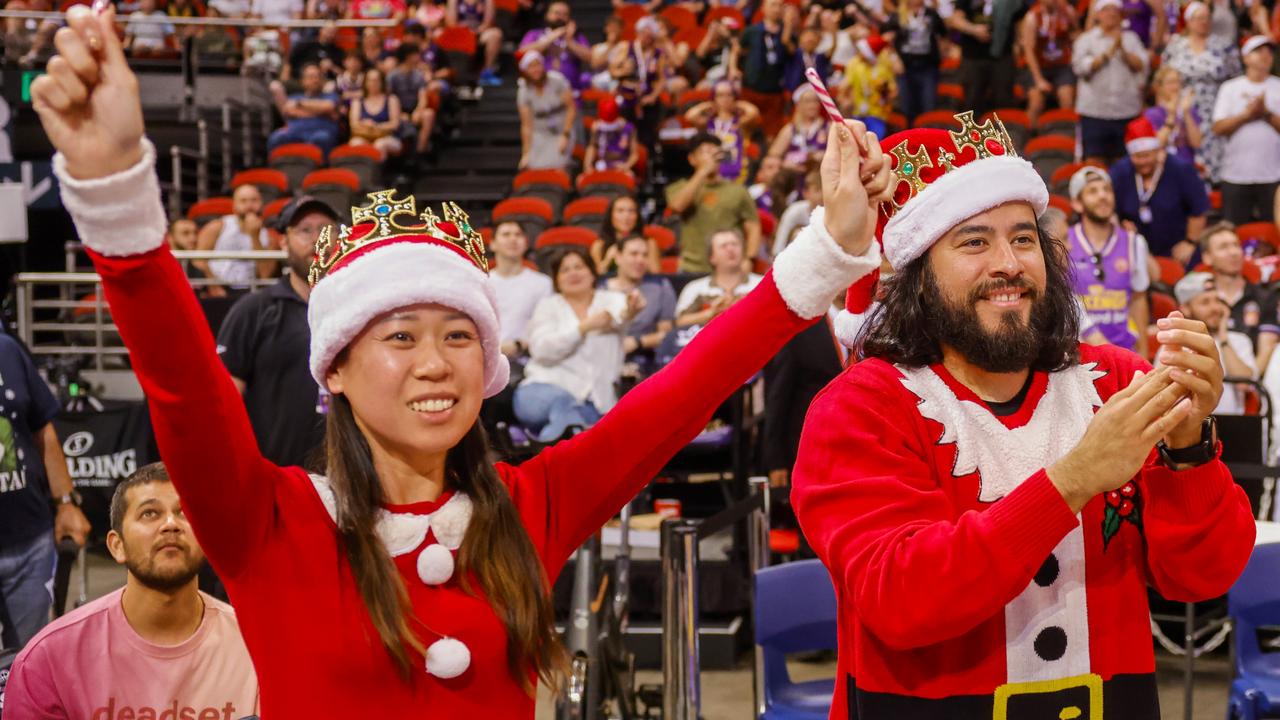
[661,476,772,720]
[168,119,211,219]
[17,250,286,370]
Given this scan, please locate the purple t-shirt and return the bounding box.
[1143,105,1202,167]
[520,27,590,89]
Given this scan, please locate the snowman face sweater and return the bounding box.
[791,343,1256,720]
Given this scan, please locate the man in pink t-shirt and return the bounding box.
[3,464,258,719]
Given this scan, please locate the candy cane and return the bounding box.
[805,67,846,127]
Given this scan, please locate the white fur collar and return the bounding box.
[897,363,1106,502]
[308,474,473,557]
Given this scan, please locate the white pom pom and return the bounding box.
[425,637,471,679]
[416,543,455,586]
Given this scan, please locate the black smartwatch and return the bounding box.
[1156,417,1217,469]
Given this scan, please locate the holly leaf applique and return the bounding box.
[1102,481,1142,550]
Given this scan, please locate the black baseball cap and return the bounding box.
[273,195,339,232]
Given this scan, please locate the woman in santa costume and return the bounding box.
[28,7,890,717]
[794,111,1256,719]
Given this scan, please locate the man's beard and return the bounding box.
[287,244,313,280]
[921,264,1051,374]
[1081,203,1112,225]
[123,543,204,592]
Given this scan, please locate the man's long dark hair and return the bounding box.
[858,225,1081,372]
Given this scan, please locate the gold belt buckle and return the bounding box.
[992,673,1104,720]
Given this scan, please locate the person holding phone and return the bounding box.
[665,131,763,273]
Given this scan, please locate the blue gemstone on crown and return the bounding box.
[375,204,391,216]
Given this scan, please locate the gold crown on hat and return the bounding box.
[886,111,1019,211]
[308,190,488,286]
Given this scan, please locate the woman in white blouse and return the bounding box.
[514,247,645,441]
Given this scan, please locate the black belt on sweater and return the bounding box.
[848,672,1159,720]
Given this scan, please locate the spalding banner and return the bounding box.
[53,401,154,545]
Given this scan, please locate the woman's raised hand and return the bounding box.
[32,5,145,180]
[819,119,892,258]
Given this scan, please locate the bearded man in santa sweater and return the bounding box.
[792,111,1257,720]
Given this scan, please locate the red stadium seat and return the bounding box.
[660,5,698,31]
[512,168,572,217]
[437,26,477,85]
[231,168,290,204]
[674,26,706,49]
[644,224,676,253]
[1047,194,1073,216]
[1049,161,1105,196]
[984,108,1031,152]
[562,197,611,232]
[1195,259,1263,284]
[1150,290,1178,320]
[1025,135,1078,187]
[1237,222,1280,254]
[704,6,745,28]
[577,169,636,198]
[301,169,361,222]
[758,208,777,240]
[1036,108,1080,138]
[580,87,613,117]
[328,143,384,193]
[269,143,324,190]
[187,196,233,226]
[1154,256,1186,287]
[660,256,680,273]
[936,83,965,110]
[913,109,960,130]
[263,197,291,223]
[536,226,599,250]
[614,5,648,29]
[769,528,801,555]
[493,196,556,239]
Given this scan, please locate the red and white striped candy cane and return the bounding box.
[804,67,845,126]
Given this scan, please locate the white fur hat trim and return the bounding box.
[307,241,510,398]
[426,637,471,678]
[417,543,455,585]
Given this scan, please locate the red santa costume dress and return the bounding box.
[792,112,1257,720]
[49,139,880,718]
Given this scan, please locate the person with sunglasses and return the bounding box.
[1066,165,1152,357]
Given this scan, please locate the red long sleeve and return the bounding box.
[87,245,283,580]
[508,272,814,574]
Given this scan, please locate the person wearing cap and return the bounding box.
[1072,0,1149,165]
[1065,164,1152,357]
[1109,115,1210,263]
[1211,35,1280,225]
[1172,271,1257,413]
[215,195,339,469]
[31,11,892,714]
[667,131,763,273]
[516,49,575,170]
[1158,1,1239,182]
[795,110,1254,718]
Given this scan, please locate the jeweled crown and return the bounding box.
[308,190,488,286]
[886,111,1019,211]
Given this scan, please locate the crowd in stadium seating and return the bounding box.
[9,0,1280,703]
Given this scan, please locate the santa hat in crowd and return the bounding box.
[856,34,888,63]
[1242,34,1275,57]
[1125,115,1161,155]
[306,190,509,398]
[833,111,1048,346]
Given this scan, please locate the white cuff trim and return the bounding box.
[53,139,167,257]
[772,206,881,320]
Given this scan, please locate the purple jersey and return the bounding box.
[592,120,636,169]
[783,119,827,167]
[520,28,591,89]
[1121,0,1154,46]
[628,42,665,95]
[710,114,746,182]
[455,0,484,27]
[1068,223,1140,350]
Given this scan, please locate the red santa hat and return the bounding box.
[1242,34,1275,56]
[598,95,620,123]
[856,34,888,63]
[307,190,509,397]
[1125,115,1161,154]
[833,110,1047,346]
